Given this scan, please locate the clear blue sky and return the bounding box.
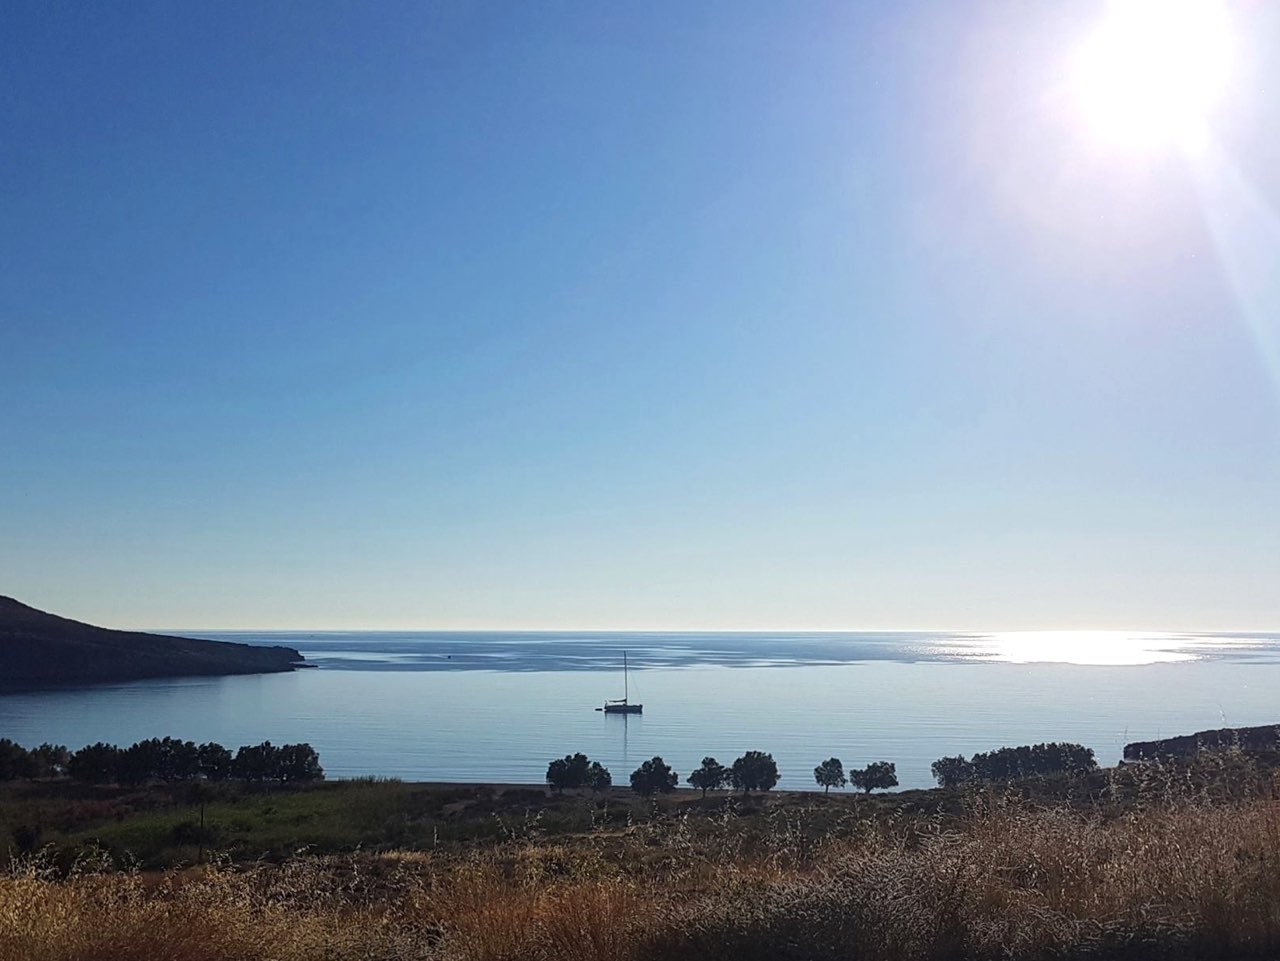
[4,1,1279,630]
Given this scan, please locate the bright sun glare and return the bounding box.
[1071,0,1233,153]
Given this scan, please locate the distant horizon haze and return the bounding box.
[19,593,1278,638]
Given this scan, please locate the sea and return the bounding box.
[3,631,1279,791]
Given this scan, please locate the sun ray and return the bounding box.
[1189,142,1280,412]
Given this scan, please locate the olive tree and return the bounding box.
[586,761,612,792]
[687,757,730,797]
[731,751,779,794]
[546,752,591,792]
[848,761,897,794]
[630,756,678,796]
[813,757,846,793]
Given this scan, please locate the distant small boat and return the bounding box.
[599,650,642,714]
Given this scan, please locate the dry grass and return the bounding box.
[3,793,1280,960]
[0,854,439,961]
[662,796,1280,960]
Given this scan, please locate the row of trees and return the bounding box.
[6,736,1096,791]
[0,740,70,781]
[71,739,324,785]
[0,737,323,785]
[547,741,1098,795]
[546,751,783,796]
[813,758,898,794]
[688,752,779,795]
[931,742,1097,787]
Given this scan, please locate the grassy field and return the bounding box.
[0,775,969,868]
[2,756,1279,960]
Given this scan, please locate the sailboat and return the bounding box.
[600,650,642,714]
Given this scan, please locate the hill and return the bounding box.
[0,596,304,690]
[1124,723,1280,761]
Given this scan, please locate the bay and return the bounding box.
[2,630,1278,790]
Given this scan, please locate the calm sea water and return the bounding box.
[3,631,1279,790]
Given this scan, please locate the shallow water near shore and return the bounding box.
[3,631,1278,790]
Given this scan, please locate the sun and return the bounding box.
[1071,0,1233,154]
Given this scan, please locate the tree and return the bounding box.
[931,755,974,788]
[198,742,234,781]
[630,756,678,796]
[163,738,201,780]
[731,751,779,794]
[232,742,279,782]
[68,743,121,783]
[848,761,897,794]
[60,738,324,786]
[687,757,730,798]
[546,758,570,792]
[586,761,612,792]
[546,752,591,792]
[813,757,846,793]
[0,739,35,781]
[30,743,69,779]
[935,743,1098,787]
[277,743,324,782]
[119,738,164,785]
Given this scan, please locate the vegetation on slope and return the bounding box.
[1,751,1280,959]
[3,769,1280,960]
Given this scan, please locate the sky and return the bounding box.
[3,1,1280,631]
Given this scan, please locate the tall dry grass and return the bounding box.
[662,796,1280,960]
[0,853,439,961]
[3,795,1280,960]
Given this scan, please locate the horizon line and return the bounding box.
[146,625,1280,636]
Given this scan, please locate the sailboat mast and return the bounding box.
[624,650,628,701]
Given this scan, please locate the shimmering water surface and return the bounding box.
[3,631,1278,790]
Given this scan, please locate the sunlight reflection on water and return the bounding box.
[972,632,1193,665]
[970,632,1273,665]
